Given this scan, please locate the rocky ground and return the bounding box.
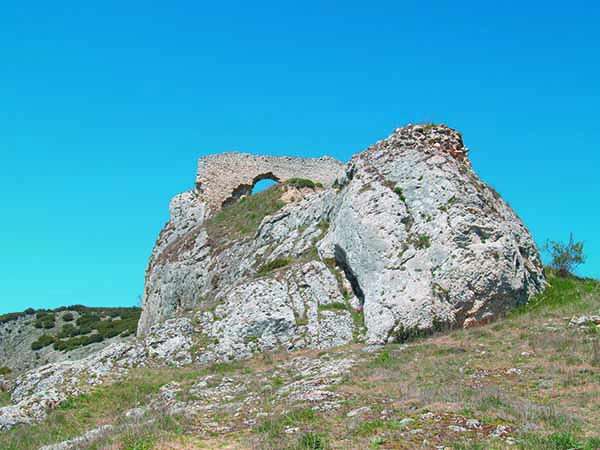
[1,271,598,450]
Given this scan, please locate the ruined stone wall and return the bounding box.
[195,152,345,213]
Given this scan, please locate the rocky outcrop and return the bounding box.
[139,124,545,349]
[195,261,355,363]
[319,125,545,342]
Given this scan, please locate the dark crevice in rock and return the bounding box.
[333,245,365,306]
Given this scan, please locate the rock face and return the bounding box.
[139,124,545,349]
[319,125,545,342]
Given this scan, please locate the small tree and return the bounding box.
[545,233,586,277]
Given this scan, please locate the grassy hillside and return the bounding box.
[1,271,599,449]
[0,306,141,375]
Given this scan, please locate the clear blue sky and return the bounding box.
[1,1,598,314]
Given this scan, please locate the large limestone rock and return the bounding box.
[319,125,545,343]
[139,124,544,348]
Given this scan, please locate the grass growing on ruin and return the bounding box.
[285,178,323,189]
[206,184,285,247]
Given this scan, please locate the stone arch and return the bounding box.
[195,152,345,215]
[221,172,281,208]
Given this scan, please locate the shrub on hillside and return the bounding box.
[31,334,55,351]
[257,257,292,276]
[62,312,74,322]
[58,323,81,338]
[545,233,586,277]
[53,333,104,352]
[0,313,23,325]
[34,312,56,329]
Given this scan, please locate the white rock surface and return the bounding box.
[319,125,545,342]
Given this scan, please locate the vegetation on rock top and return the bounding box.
[285,178,323,189]
[205,184,286,248]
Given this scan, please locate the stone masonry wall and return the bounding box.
[195,152,345,213]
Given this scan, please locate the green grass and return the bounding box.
[512,270,598,315]
[210,359,245,374]
[90,414,185,450]
[294,431,328,449]
[354,419,386,436]
[0,367,203,450]
[317,302,349,312]
[0,391,11,407]
[258,257,293,276]
[206,185,286,247]
[518,431,600,450]
[257,408,317,439]
[414,234,431,250]
[285,178,322,189]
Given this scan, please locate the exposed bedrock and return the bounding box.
[138,124,545,351]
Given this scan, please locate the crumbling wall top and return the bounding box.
[195,152,345,213]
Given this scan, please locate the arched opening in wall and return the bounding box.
[252,178,278,194]
[221,172,281,208]
[251,172,280,194]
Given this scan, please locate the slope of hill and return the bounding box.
[0,306,140,374]
[0,271,597,449]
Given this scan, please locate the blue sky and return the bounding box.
[1,1,598,314]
